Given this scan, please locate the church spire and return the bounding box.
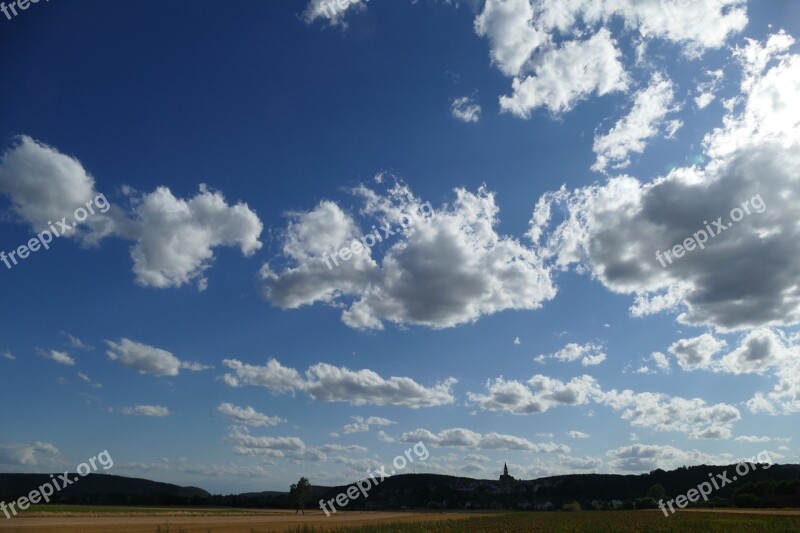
[504,462,509,476]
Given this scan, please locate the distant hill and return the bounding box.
[317,464,800,511]
[0,473,209,506]
[2,463,798,511]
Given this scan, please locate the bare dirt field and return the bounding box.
[0,509,482,533]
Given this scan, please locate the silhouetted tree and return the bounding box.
[289,477,312,514]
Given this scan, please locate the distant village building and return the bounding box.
[499,462,516,485]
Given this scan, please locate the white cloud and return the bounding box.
[222,357,457,408]
[500,29,629,117]
[37,349,75,366]
[400,427,569,453]
[121,405,171,417]
[669,333,727,371]
[261,183,556,330]
[695,69,725,109]
[227,426,315,459]
[129,184,262,290]
[593,73,678,172]
[106,338,182,377]
[474,0,546,76]
[538,342,607,367]
[531,39,800,332]
[217,403,285,427]
[567,430,590,439]
[303,0,365,28]
[61,331,92,350]
[0,442,63,467]
[599,389,740,440]
[606,444,714,472]
[342,415,396,434]
[77,372,102,388]
[451,96,482,123]
[320,444,368,453]
[1,350,14,360]
[0,137,263,291]
[468,374,601,415]
[514,337,521,345]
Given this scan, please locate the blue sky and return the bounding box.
[1,0,799,493]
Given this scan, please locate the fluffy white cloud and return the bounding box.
[468,374,601,414]
[567,430,590,439]
[320,444,368,453]
[228,426,307,455]
[37,349,75,366]
[451,96,482,123]
[261,182,556,329]
[121,405,171,417]
[303,0,365,28]
[500,29,629,116]
[474,0,546,76]
[106,339,183,377]
[0,137,262,290]
[593,73,678,172]
[217,403,285,427]
[539,342,607,367]
[530,36,800,332]
[222,357,457,408]
[599,389,740,440]
[342,415,396,434]
[0,442,63,467]
[669,333,727,371]
[400,427,569,453]
[606,444,714,471]
[129,185,262,289]
[469,370,740,439]
[477,0,746,118]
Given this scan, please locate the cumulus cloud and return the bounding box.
[474,0,547,76]
[600,389,740,440]
[530,35,800,332]
[567,430,590,439]
[0,137,262,290]
[468,374,601,414]
[341,415,396,434]
[37,348,75,366]
[669,333,727,371]
[261,182,555,330]
[593,73,678,172]
[500,29,629,117]
[217,403,285,427]
[0,442,63,467]
[303,0,365,28]
[606,444,714,471]
[400,427,569,453]
[539,342,607,367]
[451,96,482,123]
[227,426,322,461]
[106,339,183,377]
[469,371,740,438]
[477,0,746,118]
[121,404,171,417]
[222,357,456,408]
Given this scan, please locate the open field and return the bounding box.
[2,509,800,533]
[0,509,484,533]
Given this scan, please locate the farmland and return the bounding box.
[2,508,800,533]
